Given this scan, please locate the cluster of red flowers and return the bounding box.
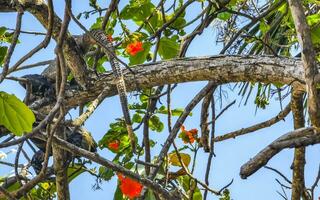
[179,125,198,144]
[108,140,120,151]
[107,34,113,42]
[126,41,143,56]
[117,173,143,199]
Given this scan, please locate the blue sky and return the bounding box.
[0,0,319,199]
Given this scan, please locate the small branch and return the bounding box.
[200,88,215,152]
[204,93,217,200]
[6,28,46,35]
[148,82,217,180]
[32,133,177,199]
[240,127,316,179]
[0,186,16,200]
[135,159,158,168]
[220,0,285,54]
[0,5,23,83]
[310,163,320,199]
[214,103,291,142]
[264,166,292,185]
[208,99,236,124]
[8,0,54,74]
[172,142,221,196]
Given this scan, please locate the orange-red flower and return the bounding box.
[117,173,143,199]
[126,41,143,56]
[108,140,120,151]
[107,34,113,42]
[179,125,198,144]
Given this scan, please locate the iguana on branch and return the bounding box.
[84,29,136,152]
[19,76,97,174]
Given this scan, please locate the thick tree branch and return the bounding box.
[33,133,177,200]
[290,89,306,200]
[63,55,308,108]
[288,0,320,129]
[240,127,320,179]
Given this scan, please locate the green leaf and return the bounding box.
[132,113,143,123]
[0,27,6,36]
[145,190,157,200]
[158,106,191,116]
[259,21,270,34]
[168,14,186,29]
[129,42,151,65]
[90,17,103,30]
[114,184,124,200]
[0,92,35,136]
[311,26,320,45]
[120,0,155,22]
[158,36,179,60]
[0,46,8,65]
[177,175,203,200]
[217,12,232,21]
[307,13,320,26]
[99,166,114,181]
[67,165,86,182]
[219,189,231,200]
[148,115,164,132]
[89,0,101,10]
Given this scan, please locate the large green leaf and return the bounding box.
[158,36,179,59]
[0,92,35,136]
[120,0,155,22]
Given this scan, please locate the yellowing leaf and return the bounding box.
[0,92,35,136]
[168,152,191,167]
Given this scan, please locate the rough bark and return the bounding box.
[239,127,317,179]
[52,126,70,200]
[200,89,214,152]
[0,0,89,89]
[62,55,308,108]
[290,89,306,200]
[288,0,320,129]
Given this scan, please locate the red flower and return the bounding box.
[107,34,113,42]
[117,173,143,199]
[179,125,198,144]
[126,41,144,56]
[108,140,119,151]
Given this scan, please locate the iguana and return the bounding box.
[83,29,136,152]
[19,76,97,174]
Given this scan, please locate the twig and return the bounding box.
[213,99,236,122]
[204,92,217,200]
[0,185,16,200]
[264,166,292,184]
[0,5,23,83]
[148,82,217,181]
[214,103,291,142]
[135,159,158,168]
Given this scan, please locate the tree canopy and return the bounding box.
[0,0,320,199]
